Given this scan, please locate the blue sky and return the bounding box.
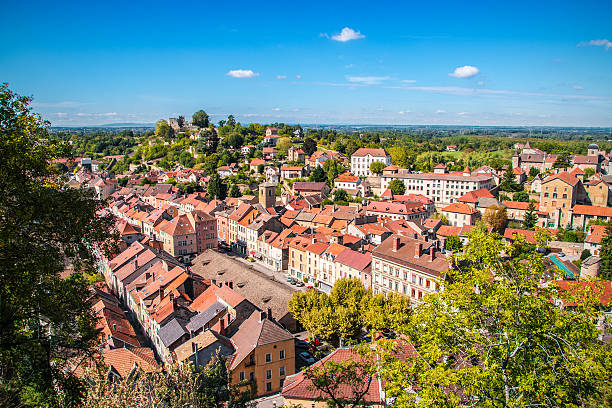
[1,0,611,127]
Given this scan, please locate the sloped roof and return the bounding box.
[352,148,389,157]
[229,312,293,370]
[335,249,371,271]
[282,348,382,403]
[442,202,478,215]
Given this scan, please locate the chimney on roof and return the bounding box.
[112,323,116,332]
[229,281,233,289]
[133,259,138,269]
[414,242,422,258]
[219,318,226,336]
[392,236,400,252]
[312,237,316,244]
[260,311,266,322]
[267,307,272,320]
[169,292,174,302]
[428,248,435,262]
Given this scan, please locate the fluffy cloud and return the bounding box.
[276,75,287,79]
[346,76,390,85]
[272,107,281,111]
[226,69,259,78]
[331,27,365,42]
[573,84,584,90]
[398,110,411,115]
[295,75,302,80]
[577,39,612,50]
[436,109,446,114]
[401,79,416,83]
[448,65,480,78]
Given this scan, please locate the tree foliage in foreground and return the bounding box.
[378,227,612,408]
[84,357,253,408]
[288,278,411,347]
[0,83,116,406]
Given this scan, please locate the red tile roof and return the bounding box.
[351,148,389,158]
[442,202,478,215]
[335,249,371,271]
[542,171,579,187]
[585,224,608,245]
[282,348,382,403]
[457,188,494,203]
[572,205,612,217]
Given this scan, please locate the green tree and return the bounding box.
[522,201,539,230]
[388,179,406,195]
[323,159,344,187]
[585,167,596,179]
[197,128,219,155]
[229,184,242,198]
[598,224,612,280]
[445,235,463,251]
[226,133,244,149]
[553,151,572,169]
[512,190,529,202]
[369,161,385,175]
[288,278,411,347]
[309,165,327,183]
[207,174,227,200]
[226,114,236,128]
[302,137,317,156]
[177,115,186,129]
[155,119,170,138]
[192,109,210,128]
[380,229,612,408]
[334,189,348,202]
[483,205,508,232]
[499,168,520,192]
[0,84,116,406]
[257,163,264,174]
[529,166,540,178]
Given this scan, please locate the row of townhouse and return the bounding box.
[287,235,372,293]
[101,240,297,399]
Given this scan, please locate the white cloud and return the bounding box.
[573,84,584,90]
[398,110,411,115]
[577,39,612,50]
[436,109,446,114]
[54,112,68,117]
[75,112,118,117]
[344,64,354,68]
[331,27,365,42]
[226,69,259,78]
[276,75,287,79]
[458,112,470,115]
[375,107,384,111]
[295,75,302,80]
[272,107,281,111]
[346,76,390,85]
[401,79,416,83]
[477,81,485,86]
[448,65,480,78]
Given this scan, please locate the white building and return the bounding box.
[351,148,392,177]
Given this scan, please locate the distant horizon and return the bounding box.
[48,121,612,131]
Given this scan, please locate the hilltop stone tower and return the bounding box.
[259,182,276,209]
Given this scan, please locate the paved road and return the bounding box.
[252,393,284,408]
[223,252,306,292]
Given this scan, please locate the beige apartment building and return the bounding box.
[371,235,448,302]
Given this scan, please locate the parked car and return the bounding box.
[295,339,311,349]
[286,276,293,283]
[296,281,305,287]
[289,278,297,285]
[299,351,315,365]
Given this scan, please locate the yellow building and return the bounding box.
[229,312,295,398]
[539,172,581,228]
